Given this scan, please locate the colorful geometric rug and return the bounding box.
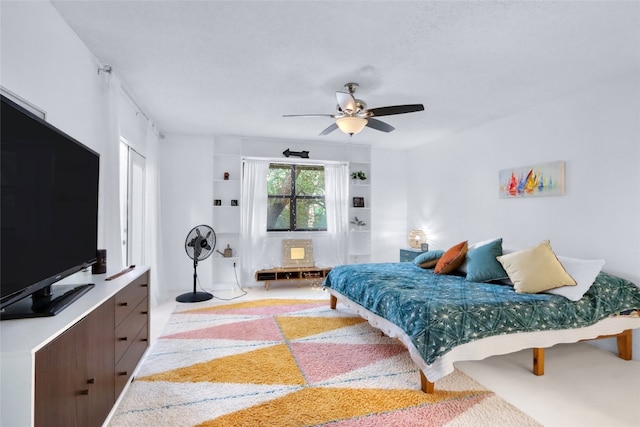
[109,298,541,426]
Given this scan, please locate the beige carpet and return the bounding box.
[109,298,541,426]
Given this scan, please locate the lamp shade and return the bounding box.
[336,116,367,135]
[408,229,426,249]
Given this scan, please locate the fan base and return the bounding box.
[175,291,213,303]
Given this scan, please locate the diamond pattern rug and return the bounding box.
[109,298,541,426]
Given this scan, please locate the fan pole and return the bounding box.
[175,258,213,303]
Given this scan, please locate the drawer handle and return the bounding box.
[87,378,95,384]
[118,337,128,341]
[141,311,148,315]
[141,284,148,287]
[118,302,128,307]
[142,338,148,342]
[79,389,90,395]
[118,371,128,376]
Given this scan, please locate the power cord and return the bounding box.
[198,261,247,301]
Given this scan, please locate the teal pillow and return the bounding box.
[413,250,445,269]
[465,238,508,282]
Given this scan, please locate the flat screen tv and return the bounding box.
[1,95,99,320]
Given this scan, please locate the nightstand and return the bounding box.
[399,248,427,262]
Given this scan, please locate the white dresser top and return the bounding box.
[1,266,150,355]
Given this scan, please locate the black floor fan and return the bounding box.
[176,225,216,303]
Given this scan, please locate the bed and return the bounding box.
[323,261,640,393]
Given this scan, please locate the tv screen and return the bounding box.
[1,95,99,318]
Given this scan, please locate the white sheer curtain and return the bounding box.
[101,73,124,274]
[240,158,349,285]
[240,158,270,284]
[102,71,164,303]
[324,163,349,265]
[144,122,163,305]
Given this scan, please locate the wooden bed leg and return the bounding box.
[419,371,435,393]
[329,294,337,310]
[617,329,632,360]
[533,348,545,376]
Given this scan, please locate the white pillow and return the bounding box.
[545,256,605,301]
[501,245,521,256]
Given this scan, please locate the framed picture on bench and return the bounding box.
[282,239,314,267]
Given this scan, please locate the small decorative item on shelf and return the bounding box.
[350,216,366,229]
[216,244,233,257]
[214,199,221,206]
[351,170,367,183]
[352,197,365,208]
[224,172,230,180]
[231,199,238,206]
[92,249,107,274]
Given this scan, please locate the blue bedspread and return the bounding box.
[323,262,640,364]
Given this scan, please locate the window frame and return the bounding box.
[267,163,326,232]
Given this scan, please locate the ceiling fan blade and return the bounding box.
[367,104,425,117]
[283,114,335,118]
[336,91,357,114]
[366,118,395,133]
[319,123,338,136]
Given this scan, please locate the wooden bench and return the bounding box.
[255,266,332,290]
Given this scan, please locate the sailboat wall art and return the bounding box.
[499,160,565,198]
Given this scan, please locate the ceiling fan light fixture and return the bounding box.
[283,82,423,136]
[336,116,367,135]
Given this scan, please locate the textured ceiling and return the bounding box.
[52,1,639,149]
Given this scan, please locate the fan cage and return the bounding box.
[185,225,216,261]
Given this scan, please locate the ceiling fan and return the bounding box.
[283,82,424,136]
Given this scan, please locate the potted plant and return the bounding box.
[351,170,367,183]
[350,216,367,230]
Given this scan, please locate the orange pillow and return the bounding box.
[434,241,469,274]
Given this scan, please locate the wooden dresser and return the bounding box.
[1,266,150,427]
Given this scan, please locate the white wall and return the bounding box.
[240,136,355,161]
[1,1,110,245]
[159,135,215,297]
[371,148,407,262]
[406,74,640,357]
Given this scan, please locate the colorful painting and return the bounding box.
[499,161,565,198]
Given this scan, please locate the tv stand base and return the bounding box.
[0,284,94,320]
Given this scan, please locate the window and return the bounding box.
[267,163,326,231]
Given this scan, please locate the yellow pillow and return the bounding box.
[496,240,576,293]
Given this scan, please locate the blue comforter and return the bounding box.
[323,262,640,364]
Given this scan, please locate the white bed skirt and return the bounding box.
[327,288,640,382]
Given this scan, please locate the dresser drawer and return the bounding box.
[114,323,148,396]
[115,274,148,327]
[399,249,427,262]
[115,297,148,364]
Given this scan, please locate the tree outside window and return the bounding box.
[267,163,326,231]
